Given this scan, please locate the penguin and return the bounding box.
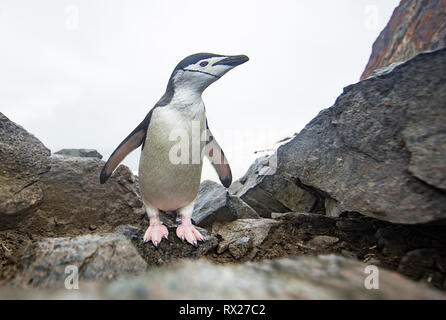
[100,53,249,247]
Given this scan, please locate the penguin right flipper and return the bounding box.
[100,110,153,184]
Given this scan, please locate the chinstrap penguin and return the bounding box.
[100,53,249,247]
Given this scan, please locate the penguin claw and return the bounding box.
[176,222,204,248]
[143,223,168,247]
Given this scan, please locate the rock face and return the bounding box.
[54,149,103,159]
[192,180,259,227]
[2,255,445,299]
[361,0,446,80]
[12,233,147,288]
[0,113,50,218]
[277,49,446,224]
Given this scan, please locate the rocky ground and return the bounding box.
[1,1,446,298]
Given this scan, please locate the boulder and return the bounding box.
[54,149,103,159]
[192,180,259,227]
[3,255,445,299]
[0,113,50,219]
[277,48,446,224]
[11,233,148,288]
[229,155,317,218]
[14,155,144,236]
[361,0,446,80]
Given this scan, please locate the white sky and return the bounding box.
[0,0,400,182]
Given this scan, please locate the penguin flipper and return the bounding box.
[100,110,153,184]
[205,124,232,188]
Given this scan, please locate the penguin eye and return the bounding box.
[200,61,209,67]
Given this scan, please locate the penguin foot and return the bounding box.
[176,220,203,247]
[143,223,169,248]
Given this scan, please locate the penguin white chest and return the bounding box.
[138,102,206,211]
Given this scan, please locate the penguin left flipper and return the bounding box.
[205,121,232,188]
[100,109,154,184]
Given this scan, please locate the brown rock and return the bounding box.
[0,113,50,220]
[23,155,144,235]
[361,0,446,80]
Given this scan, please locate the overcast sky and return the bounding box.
[0,0,400,182]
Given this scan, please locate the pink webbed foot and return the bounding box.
[143,218,168,248]
[176,217,204,247]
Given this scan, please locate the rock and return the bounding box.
[305,235,339,250]
[398,249,438,279]
[361,0,446,80]
[212,218,280,254]
[230,155,316,218]
[192,180,259,227]
[277,48,446,224]
[114,225,218,266]
[228,237,253,260]
[3,255,445,299]
[54,149,103,159]
[11,233,147,288]
[336,220,374,232]
[0,113,50,219]
[325,197,348,218]
[23,155,144,235]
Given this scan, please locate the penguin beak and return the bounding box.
[213,55,249,67]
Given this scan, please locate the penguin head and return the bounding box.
[168,53,249,93]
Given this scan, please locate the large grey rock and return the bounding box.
[0,113,50,218]
[54,149,103,159]
[277,49,446,224]
[11,233,148,288]
[192,180,259,227]
[17,155,144,235]
[230,155,317,218]
[2,255,445,299]
[114,225,218,266]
